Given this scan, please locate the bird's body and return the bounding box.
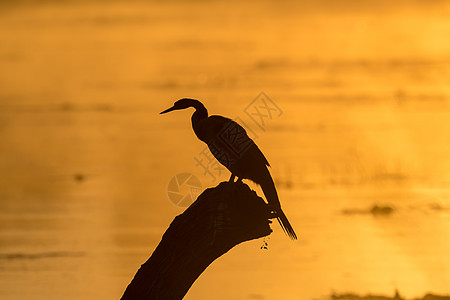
[161,98,297,239]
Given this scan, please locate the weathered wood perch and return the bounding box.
[121,181,273,300]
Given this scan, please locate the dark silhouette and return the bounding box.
[160,98,297,239]
[121,182,272,300]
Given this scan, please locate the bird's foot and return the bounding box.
[267,205,279,216]
[228,174,236,182]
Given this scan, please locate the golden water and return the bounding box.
[1,1,450,299]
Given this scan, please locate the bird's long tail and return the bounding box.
[259,170,297,240]
[275,209,297,240]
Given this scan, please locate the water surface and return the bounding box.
[1,1,450,299]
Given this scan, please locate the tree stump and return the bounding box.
[121,181,273,300]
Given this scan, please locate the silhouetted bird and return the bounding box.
[160,98,297,239]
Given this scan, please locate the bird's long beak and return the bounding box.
[160,106,176,114]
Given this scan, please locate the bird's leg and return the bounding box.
[229,174,236,182]
[236,177,243,183]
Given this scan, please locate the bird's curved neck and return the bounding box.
[189,100,208,142]
[190,100,208,125]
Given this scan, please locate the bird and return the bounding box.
[160,98,297,239]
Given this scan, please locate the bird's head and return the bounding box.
[160,98,198,114]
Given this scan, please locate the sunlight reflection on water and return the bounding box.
[1,1,450,299]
